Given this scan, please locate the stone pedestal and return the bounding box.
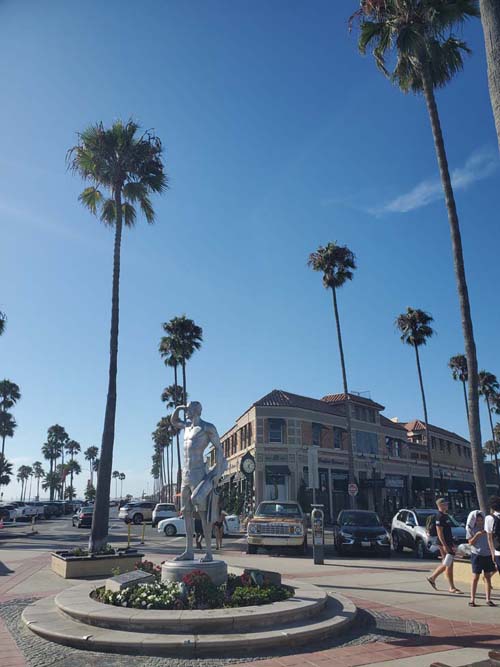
[161,559,227,587]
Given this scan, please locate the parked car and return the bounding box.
[152,503,177,527]
[0,504,20,521]
[29,501,49,519]
[118,501,155,524]
[246,501,307,555]
[157,514,241,537]
[391,508,466,558]
[10,502,38,521]
[333,510,391,556]
[43,502,64,518]
[72,507,93,528]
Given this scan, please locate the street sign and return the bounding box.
[307,447,319,490]
[348,482,358,497]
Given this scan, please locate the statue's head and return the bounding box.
[186,401,202,418]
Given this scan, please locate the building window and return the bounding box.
[312,422,322,447]
[386,437,403,458]
[333,428,343,449]
[355,431,378,455]
[440,440,444,452]
[269,419,283,444]
[354,405,376,423]
[446,442,451,455]
[431,437,437,450]
[457,444,461,456]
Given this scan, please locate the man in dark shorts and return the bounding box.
[427,498,461,594]
[467,510,496,606]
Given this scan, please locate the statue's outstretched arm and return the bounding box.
[171,405,187,431]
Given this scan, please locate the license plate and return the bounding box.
[361,541,371,547]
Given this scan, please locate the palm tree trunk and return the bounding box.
[173,364,182,505]
[414,345,435,497]
[181,360,187,406]
[60,448,65,500]
[49,459,54,501]
[90,459,93,487]
[462,380,469,423]
[420,64,488,513]
[36,476,40,501]
[480,0,500,152]
[89,189,123,553]
[486,396,500,487]
[331,287,356,509]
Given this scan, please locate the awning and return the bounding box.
[265,465,290,476]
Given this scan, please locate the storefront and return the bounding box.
[264,465,290,501]
[331,469,349,518]
[383,475,407,519]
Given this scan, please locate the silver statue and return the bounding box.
[171,401,227,562]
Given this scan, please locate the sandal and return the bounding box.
[450,588,463,594]
[487,600,497,607]
[468,601,476,607]
[427,577,437,590]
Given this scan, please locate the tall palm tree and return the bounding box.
[42,472,61,499]
[84,446,99,486]
[119,472,125,499]
[0,380,21,462]
[65,460,81,499]
[0,454,13,487]
[0,311,6,336]
[449,354,469,420]
[17,465,32,501]
[152,417,173,502]
[479,0,500,151]
[483,439,500,464]
[161,316,203,406]
[32,461,44,501]
[112,470,120,499]
[478,370,500,486]
[159,339,184,496]
[65,440,80,498]
[308,242,357,506]
[42,425,68,500]
[68,119,167,552]
[0,412,16,494]
[354,0,487,512]
[395,307,435,497]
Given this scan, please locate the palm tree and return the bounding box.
[0,311,6,336]
[161,316,203,405]
[41,425,68,500]
[119,472,125,499]
[308,242,357,506]
[449,354,469,420]
[478,371,500,487]
[32,461,44,501]
[42,472,61,499]
[0,454,13,487]
[354,0,487,512]
[152,417,173,502]
[159,339,184,496]
[84,446,99,486]
[68,119,167,552]
[479,0,500,151]
[0,412,16,494]
[65,460,81,499]
[17,465,32,501]
[483,439,500,463]
[395,307,435,497]
[112,470,120,499]
[65,439,80,497]
[161,384,185,407]
[0,380,21,462]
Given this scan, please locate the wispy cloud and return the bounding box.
[374,148,499,215]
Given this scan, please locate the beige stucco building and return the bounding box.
[219,389,477,521]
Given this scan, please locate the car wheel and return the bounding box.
[415,539,427,559]
[392,532,403,553]
[133,513,143,525]
[247,544,257,554]
[164,524,177,537]
[151,521,157,528]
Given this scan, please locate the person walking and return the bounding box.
[214,505,228,551]
[427,498,462,594]
[466,510,496,607]
[485,495,500,575]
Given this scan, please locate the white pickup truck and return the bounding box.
[11,502,39,520]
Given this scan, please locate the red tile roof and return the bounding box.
[321,393,385,410]
[404,419,469,444]
[253,389,345,416]
[380,415,408,432]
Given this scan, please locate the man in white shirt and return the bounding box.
[485,495,500,572]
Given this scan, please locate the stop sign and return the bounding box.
[348,483,358,497]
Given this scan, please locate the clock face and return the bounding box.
[242,458,255,474]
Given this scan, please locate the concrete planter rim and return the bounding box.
[52,549,143,563]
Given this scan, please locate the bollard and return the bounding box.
[140,522,145,545]
[31,516,36,533]
[127,522,131,549]
[311,504,325,565]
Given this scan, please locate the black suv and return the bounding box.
[333,510,391,556]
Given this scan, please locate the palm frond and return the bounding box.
[78,187,103,216]
[122,202,137,227]
[100,198,116,226]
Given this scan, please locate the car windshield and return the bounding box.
[340,512,381,527]
[81,507,93,513]
[256,503,302,518]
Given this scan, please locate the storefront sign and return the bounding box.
[385,476,405,489]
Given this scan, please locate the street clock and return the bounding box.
[240,452,256,476]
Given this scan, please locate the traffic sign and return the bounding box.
[348,483,358,497]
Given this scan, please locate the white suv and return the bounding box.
[118,501,155,524]
[152,503,177,527]
[391,508,466,559]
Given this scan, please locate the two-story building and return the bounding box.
[219,388,477,521]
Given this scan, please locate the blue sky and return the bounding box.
[1,1,499,500]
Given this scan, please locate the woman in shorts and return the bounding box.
[466,510,496,607]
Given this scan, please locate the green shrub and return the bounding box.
[228,585,293,607]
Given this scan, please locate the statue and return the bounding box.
[170,401,227,562]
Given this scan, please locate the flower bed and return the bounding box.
[51,546,142,579]
[93,569,294,610]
